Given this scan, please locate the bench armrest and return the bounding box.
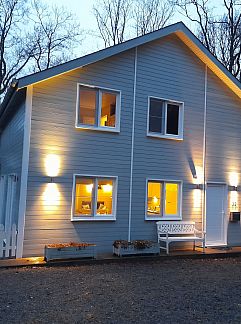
[194,229,206,238]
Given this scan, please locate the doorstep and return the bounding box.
[1,246,241,269]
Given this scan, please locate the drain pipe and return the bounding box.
[202,65,208,238]
[128,47,138,242]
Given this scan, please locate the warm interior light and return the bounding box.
[45,154,60,177]
[43,183,60,206]
[147,182,161,215]
[100,115,108,126]
[229,172,238,187]
[102,184,112,193]
[86,184,93,193]
[153,196,158,204]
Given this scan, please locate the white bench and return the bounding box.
[156,221,206,254]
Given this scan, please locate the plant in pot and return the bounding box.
[44,242,96,261]
[113,240,160,257]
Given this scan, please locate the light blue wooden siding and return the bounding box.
[130,35,205,241]
[0,103,25,225]
[23,50,135,256]
[22,33,241,257]
[206,70,241,245]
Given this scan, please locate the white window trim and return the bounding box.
[147,96,184,140]
[75,83,121,133]
[71,174,118,221]
[145,178,183,221]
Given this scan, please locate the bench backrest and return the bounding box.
[156,221,196,235]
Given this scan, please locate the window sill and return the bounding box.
[75,124,120,133]
[147,132,183,141]
[71,216,116,221]
[145,216,182,221]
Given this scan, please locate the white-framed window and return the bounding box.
[145,179,182,220]
[147,97,184,140]
[76,83,121,132]
[72,174,117,221]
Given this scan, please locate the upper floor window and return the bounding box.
[76,84,121,132]
[72,175,117,221]
[148,97,184,140]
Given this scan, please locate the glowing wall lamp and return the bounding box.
[229,172,238,191]
[45,154,60,182]
[192,166,203,189]
[43,183,60,207]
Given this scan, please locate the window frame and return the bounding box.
[147,96,184,140]
[71,174,118,221]
[145,178,182,221]
[76,83,121,132]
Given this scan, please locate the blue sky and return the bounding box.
[46,0,224,55]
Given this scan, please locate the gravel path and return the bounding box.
[1,258,241,324]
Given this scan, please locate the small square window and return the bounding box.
[148,98,183,140]
[72,175,117,221]
[146,180,182,220]
[76,84,120,132]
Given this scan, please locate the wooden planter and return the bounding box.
[44,242,96,261]
[113,240,160,257]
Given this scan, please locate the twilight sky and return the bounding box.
[45,0,225,55]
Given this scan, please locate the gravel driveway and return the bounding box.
[1,257,241,324]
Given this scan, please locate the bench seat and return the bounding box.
[162,236,203,241]
[156,221,206,254]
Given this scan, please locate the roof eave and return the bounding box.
[16,21,241,99]
[176,26,241,98]
[0,81,18,120]
[17,22,184,89]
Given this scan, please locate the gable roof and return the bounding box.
[15,21,241,99]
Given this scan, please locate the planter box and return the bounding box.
[113,240,160,257]
[44,243,96,261]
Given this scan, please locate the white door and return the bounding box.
[206,183,227,246]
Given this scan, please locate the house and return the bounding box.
[1,21,241,258]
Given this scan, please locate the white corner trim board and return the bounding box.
[202,65,208,235]
[16,85,33,258]
[128,47,138,242]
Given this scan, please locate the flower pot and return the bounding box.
[44,242,96,261]
[113,240,160,257]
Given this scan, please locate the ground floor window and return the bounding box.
[72,175,117,221]
[146,180,182,220]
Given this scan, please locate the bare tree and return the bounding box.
[94,0,175,46]
[133,0,175,36]
[30,1,82,72]
[174,0,217,53]
[0,0,34,95]
[175,0,241,80]
[219,0,241,79]
[93,0,131,47]
[0,0,82,96]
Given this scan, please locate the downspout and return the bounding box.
[128,47,138,242]
[202,65,208,238]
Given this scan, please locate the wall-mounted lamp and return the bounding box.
[43,183,60,207]
[45,154,60,182]
[229,172,238,189]
[229,185,238,191]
